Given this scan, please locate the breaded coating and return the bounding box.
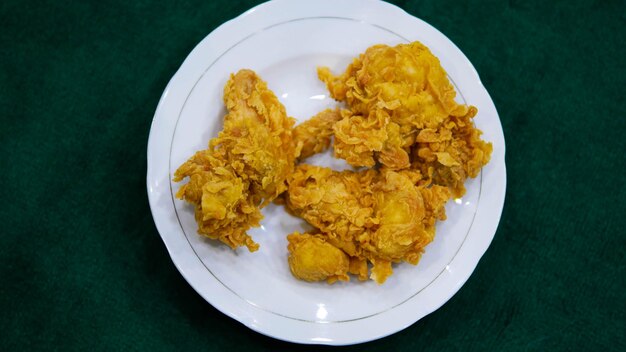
[174,69,296,251]
[348,257,369,281]
[285,164,450,284]
[412,106,493,197]
[286,165,377,255]
[293,108,343,160]
[368,169,449,265]
[319,41,491,176]
[174,152,263,251]
[287,232,350,284]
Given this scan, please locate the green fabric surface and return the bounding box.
[1,0,624,350]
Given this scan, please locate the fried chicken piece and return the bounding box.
[285,164,450,284]
[285,165,377,258]
[174,152,263,251]
[318,41,474,170]
[366,169,449,265]
[217,69,297,203]
[293,108,342,160]
[287,232,350,284]
[412,106,493,197]
[174,69,296,251]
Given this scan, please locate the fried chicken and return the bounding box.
[287,232,350,284]
[319,42,469,170]
[173,41,492,285]
[293,108,343,160]
[412,106,493,197]
[285,164,450,284]
[174,69,296,251]
[174,151,264,251]
[318,41,492,196]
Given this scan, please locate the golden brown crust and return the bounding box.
[412,107,493,197]
[319,41,492,196]
[293,108,343,160]
[285,164,450,284]
[174,69,296,251]
[287,232,350,284]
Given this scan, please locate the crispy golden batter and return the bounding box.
[285,164,450,284]
[287,232,350,284]
[412,107,493,197]
[319,42,469,169]
[174,152,263,251]
[319,41,492,196]
[286,165,376,249]
[293,108,342,160]
[348,257,369,281]
[174,69,296,251]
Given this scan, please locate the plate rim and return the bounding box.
[147,0,507,345]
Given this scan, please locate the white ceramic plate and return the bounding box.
[147,0,506,345]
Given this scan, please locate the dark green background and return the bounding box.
[2,0,624,350]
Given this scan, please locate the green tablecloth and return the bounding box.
[2,0,624,350]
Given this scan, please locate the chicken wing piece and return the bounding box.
[174,69,296,251]
[293,108,343,160]
[287,232,350,284]
[318,41,475,169]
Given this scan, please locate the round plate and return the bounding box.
[147,0,506,345]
